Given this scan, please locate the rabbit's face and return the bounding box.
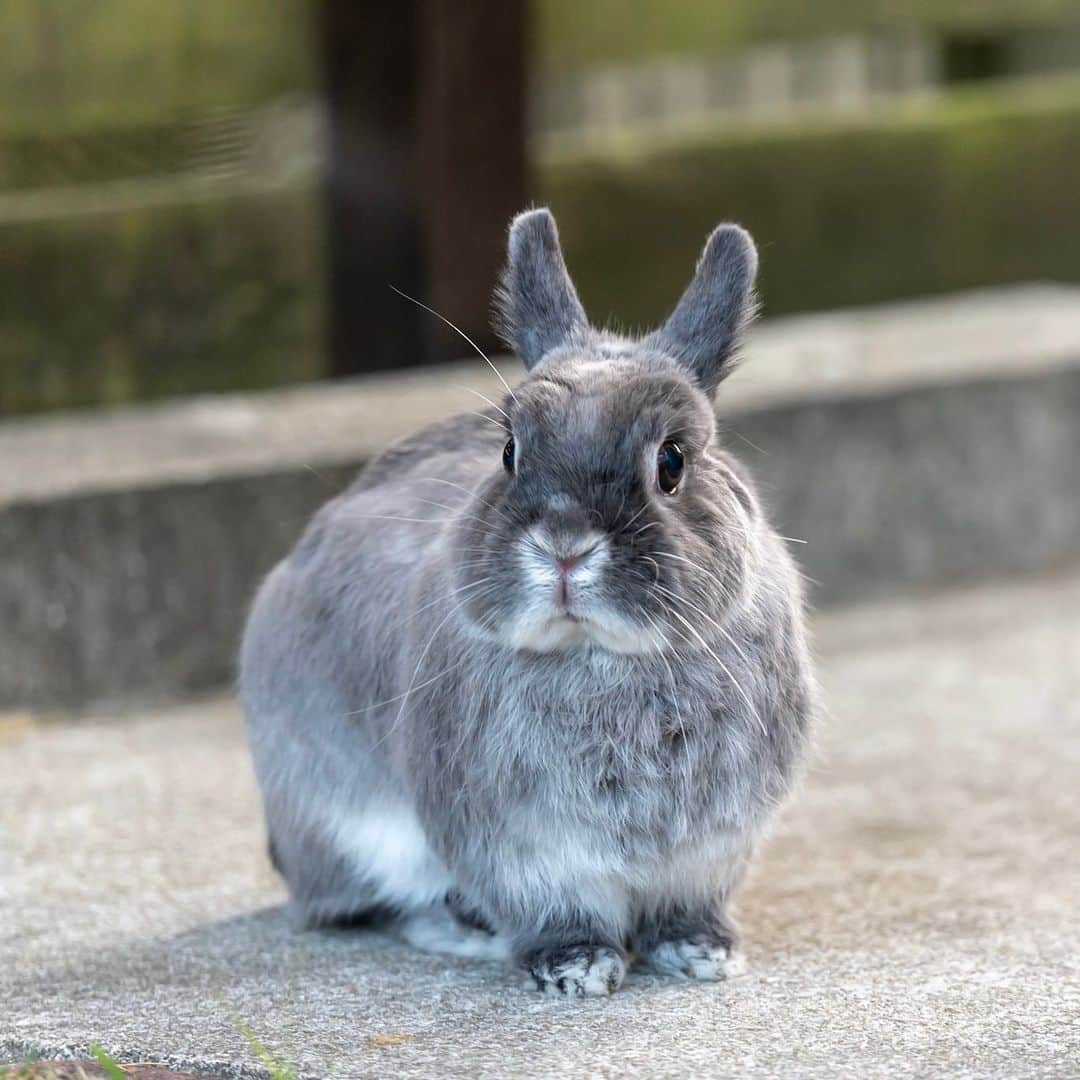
[454,351,754,655]
[456,206,761,654]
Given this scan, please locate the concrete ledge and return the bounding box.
[2,284,1079,710]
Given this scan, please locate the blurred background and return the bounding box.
[3,0,1080,413]
[1,1,1079,711]
[3,9,1079,1071]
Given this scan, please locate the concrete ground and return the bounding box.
[2,569,1078,1079]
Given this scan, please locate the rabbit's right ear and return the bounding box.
[646,224,758,397]
[495,208,589,370]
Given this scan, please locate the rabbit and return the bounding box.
[240,207,817,997]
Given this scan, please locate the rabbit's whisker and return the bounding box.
[345,657,467,715]
[652,581,753,670]
[651,594,767,739]
[453,385,514,424]
[389,283,520,405]
[656,550,742,610]
[727,428,768,455]
[464,409,509,430]
[344,514,468,526]
[414,479,513,524]
[410,497,503,531]
[620,503,649,534]
[643,613,687,747]
[653,549,732,596]
[375,594,483,751]
[402,576,496,622]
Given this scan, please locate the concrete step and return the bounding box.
[2,284,1078,710]
[3,568,1078,1078]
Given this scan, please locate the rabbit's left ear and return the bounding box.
[495,208,589,370]
[646,224,758,397]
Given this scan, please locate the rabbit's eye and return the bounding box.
[503,436,516,475]
[657,440,684,494]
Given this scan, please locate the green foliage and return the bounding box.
[0,0,313,128]
[538,76,1080,325]
[0,180,324,415]
[537,0,1080,69]
[5,69,1080,415]
[219,999,299,1080]
[0,120,192,191]
[536,0,755,70]
[88,1045,126,1080]
[0,2,322,415]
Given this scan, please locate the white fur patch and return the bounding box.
[399,907,512,961]
[329,803,451,908]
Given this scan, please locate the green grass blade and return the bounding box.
[88,1044,126,1080]
[217,1000,298,1080]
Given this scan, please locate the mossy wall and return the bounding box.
[0,120,194,191]
[0,0,313,128]
[4,79,1080,414]
[0,183,323,415]
[0,0,321,416]
[538,78,1080,327]
[538,1,1080,70]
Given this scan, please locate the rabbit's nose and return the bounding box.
[554,545,597,576]
[555,553,582,575]
[531,528,602,571]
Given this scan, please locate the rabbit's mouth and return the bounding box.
[511,610,592,653]
[506,603,655,656]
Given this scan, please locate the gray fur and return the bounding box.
[240,209,817,997]
[494,208,589,369]
[646,222,759,395]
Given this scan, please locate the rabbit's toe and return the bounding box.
[525,943,627,997]
[639,937,747,980]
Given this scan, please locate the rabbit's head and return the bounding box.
[454,209,761,655]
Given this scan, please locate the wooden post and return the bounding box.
[317,1,423,376]
[317,0,527,376]
[419,0,529,365]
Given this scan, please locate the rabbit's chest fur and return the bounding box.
[401,602,797,899]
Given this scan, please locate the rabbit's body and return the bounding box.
[241,212,817,995]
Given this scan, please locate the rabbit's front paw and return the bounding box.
[638,936,747,980]
[524,943,627,997]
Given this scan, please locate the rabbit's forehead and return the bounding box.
[515,358,709,446]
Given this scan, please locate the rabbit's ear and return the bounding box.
[495,208,589,370]
[646,224,758,397]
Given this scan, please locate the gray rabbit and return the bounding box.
[240,209,817,997]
